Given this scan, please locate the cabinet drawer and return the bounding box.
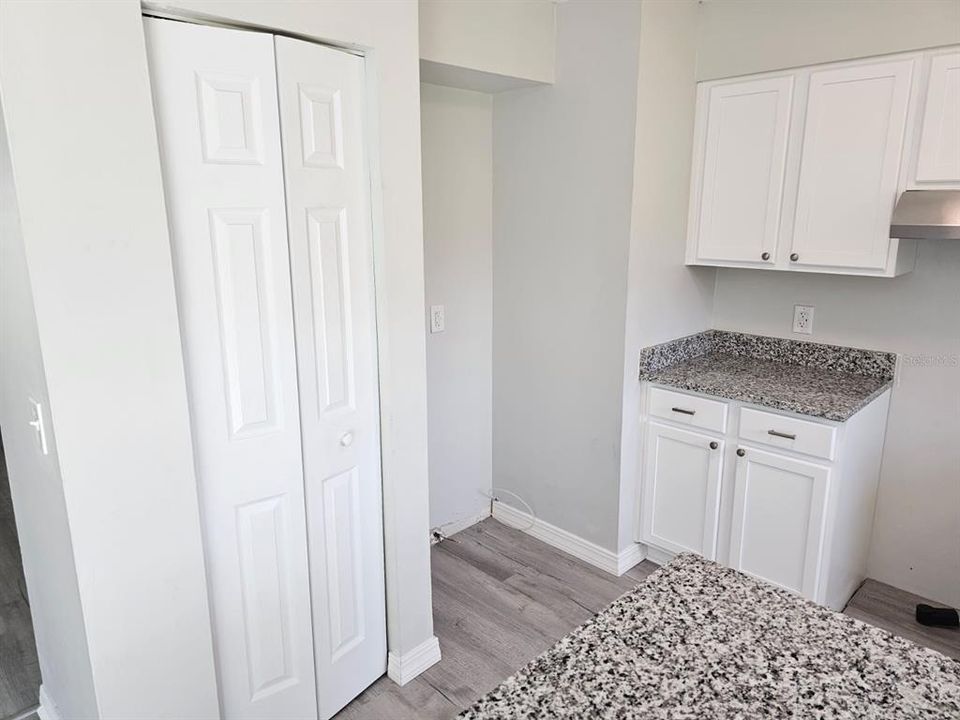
[739,407,836,460]
[648,387,728,433]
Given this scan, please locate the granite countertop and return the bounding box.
[638,330,896,422]
[460,554,960,719]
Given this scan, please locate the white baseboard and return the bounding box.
[641,543,676,567]
[387,635,441,686]
[433,505,491,542]
[491,502,645,577]
[37,685,60,720]
[616,542,647,575]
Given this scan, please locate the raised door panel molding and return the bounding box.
[306,207,355,415]
[790,59,915,271]
[320,467,366,661]
[690,75,793,265]
[236,495,300,701]
[729,447,829,600]
[299,84,344,168]
[197,72,265,165]
[916,51,960,184]
[209,208,283,438]
[641,422,722,560]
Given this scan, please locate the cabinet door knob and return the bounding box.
[790,253,799,261]
[736,448,746,457]
[709,441,718,450]
[761,252,770,261]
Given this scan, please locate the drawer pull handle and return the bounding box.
[671,407,696,416]
[768,429,797,440]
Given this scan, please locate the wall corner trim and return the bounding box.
[491,502,646,577]
[387,635,442,686]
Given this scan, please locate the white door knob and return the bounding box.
[339,431,354,447]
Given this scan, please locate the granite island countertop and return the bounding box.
[638,331,896,422]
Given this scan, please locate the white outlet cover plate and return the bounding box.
[430,305,445,333]
[793,304,814,334]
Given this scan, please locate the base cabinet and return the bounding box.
[640,422,722,560]
[729,447,829,599]
[638,384,890,610]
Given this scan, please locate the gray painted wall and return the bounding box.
[492,0,642,549]
[617,0,716,552]
[421,83,494,531]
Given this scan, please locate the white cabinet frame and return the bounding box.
[728,446,830,599]
[636,383,891,610]
[640,421,723,560]
[685,47,960,277]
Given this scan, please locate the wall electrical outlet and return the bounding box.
[430,305,445,333]
[792,304,814,334]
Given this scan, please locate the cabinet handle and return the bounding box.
[790,253,799,261]
[736,448,746,457]
[671,407,696,416]
[761,252,770,261]
[768,429,797,440]
[709,441,718,450]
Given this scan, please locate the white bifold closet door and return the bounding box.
[274,35,387,720]
[144,18,385,720]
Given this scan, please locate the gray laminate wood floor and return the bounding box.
[0,443,41,720]
[336,517,959,720]
[0,512,954,720]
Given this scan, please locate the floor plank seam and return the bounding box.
[469,528,615,612]
[421,674,462,710]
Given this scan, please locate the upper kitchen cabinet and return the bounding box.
[686,76,793,267]
[789,58,915,273]
[686,47,959,277]
[911,50,960,187]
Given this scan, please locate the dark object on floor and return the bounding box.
[917,603,960,627]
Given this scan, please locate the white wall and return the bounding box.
[0,104,99,720]
[700,0,960,607]
[421,83,494,533]
[493,0,642,551]
[616,0,716,552]
[0,3,220,717]
[1,0,437,714]
[697,0,960,80]
[419,0,555,90]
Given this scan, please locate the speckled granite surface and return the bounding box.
[638,331,895,421]
[459,554,960,720]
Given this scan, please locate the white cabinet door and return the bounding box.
[790,58,915,270]
[144,19,318,720]
[275,37,386,720]
[729,446,829,600]
[641,422,723,559]
[689,76,793,265]
[916,51,960,185]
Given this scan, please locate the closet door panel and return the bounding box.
[144,19,318,720]
[276,37,387,720]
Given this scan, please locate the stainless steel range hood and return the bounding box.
[890,190,960,240]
